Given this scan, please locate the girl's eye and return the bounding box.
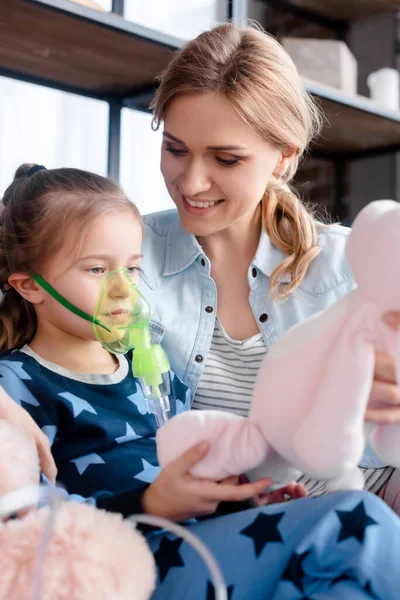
[216,157,241,167]
[165,142,187,156]
[89,267,105,275]
[127,266,142,277]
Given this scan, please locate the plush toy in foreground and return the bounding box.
[157,200,400,492]
[0,420,156,600]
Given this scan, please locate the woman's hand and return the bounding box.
[0,386,57,483]
[247,479,307,507]
[142,442,273,521]
[366,311,400,424]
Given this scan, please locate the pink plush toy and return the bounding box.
[0,420,156,600]
[157,200,400,493]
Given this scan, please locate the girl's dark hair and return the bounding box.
[0,164,140,350]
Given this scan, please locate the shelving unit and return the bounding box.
[273,0,400,23]
[304,78,400,158]
[258,0,400,218]
[0,0,182,99]
[1,0,400,216]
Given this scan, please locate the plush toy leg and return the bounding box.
[157,410,268,480]
[292,306,376,487]
[325,465,365,492]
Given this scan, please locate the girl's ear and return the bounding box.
[8,274,45,305]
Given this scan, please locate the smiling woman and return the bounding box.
[141,20,400,506]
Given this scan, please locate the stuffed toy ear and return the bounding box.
[396,327,400,388]
[291,300,378,489]
[0,419,40,495]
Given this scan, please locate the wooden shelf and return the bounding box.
[0,0,183,98]
[2,0,400,159]
[305,78,400,157]
[284,0,400,22]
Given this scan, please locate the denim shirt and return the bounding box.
[142,209,383,469]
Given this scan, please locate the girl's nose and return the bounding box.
[107,272,131,299]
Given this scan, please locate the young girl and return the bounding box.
[1,165,400,600]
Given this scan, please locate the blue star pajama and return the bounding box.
[148,490,399,600]
[0,348,399,599]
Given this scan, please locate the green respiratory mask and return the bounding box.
[31,269,171,427]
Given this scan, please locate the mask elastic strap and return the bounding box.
[30,273,111,333]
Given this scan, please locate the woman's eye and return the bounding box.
[165,142,187,156]
[216,157,241,167]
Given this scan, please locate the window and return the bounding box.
[0,77,108,193]
[120,109,174,215]
[124,0,225,39]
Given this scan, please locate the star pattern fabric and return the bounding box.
[205,581,234,599]
[135,459,161,483]
[58,391,98,418]
[42,425,57,445]
[240,512,284,557]
[70,452,106,476]
[0,350,190,501]
[154,537,185,583]
[281,549,311,593]
[329,572,356,587]
[128,391,148,415]
[115,422,140,444]
[336,500,378,543]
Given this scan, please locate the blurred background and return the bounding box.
[1,0,400,221]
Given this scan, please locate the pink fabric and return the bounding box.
[157,200,400,492]
[0,420,156,600]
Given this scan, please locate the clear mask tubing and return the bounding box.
[30,270,171,427]
[0,486,228,600]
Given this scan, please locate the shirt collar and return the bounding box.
[164,217,290,281]
[164,216,203,276]
[252,228,291,282]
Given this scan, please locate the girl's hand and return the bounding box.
[366,312,400,424]
[142,442,272,521]
[0,386,57,483]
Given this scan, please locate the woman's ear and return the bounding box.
[8,274,45,305]
[273,145,297,178]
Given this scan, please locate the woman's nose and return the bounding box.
[180,158,212,197]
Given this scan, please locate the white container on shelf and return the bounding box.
[282,37,358,96]
[367,68,400,111]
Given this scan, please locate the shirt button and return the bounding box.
[200,258,206,267]
[259,313,269,323]
[251,267,257,278]
[195,354,204,363]
[205,306,214,313]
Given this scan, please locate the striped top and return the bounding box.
[193,319,394,496]
[192,319,266,417]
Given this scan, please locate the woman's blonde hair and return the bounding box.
[0,164,140,350]
[151,22,323,296]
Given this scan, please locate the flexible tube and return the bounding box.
[129,514,228,600]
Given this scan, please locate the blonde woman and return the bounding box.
[142,23,400,509]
